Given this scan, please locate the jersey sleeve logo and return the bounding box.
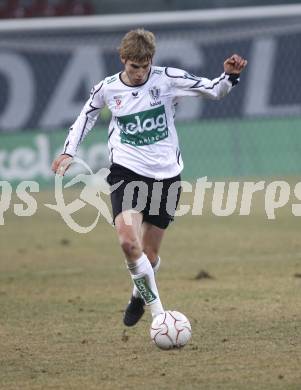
[116,105,168,147]
[106,75,117,84]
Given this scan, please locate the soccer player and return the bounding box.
[51,29,247,327]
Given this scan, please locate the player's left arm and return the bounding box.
[167,54,247,100]
[198,53,247,99]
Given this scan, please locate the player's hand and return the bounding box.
[224,54,247,74]
[51,154,73,176]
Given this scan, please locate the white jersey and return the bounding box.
[63,66,239,179]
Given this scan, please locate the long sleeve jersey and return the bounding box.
[63,66,239,179]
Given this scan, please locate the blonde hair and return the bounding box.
[118,28,156,62]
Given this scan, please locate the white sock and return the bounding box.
[127,253,164,318]
[132,256,161,298]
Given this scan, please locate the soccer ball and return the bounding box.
[150,310,192,350]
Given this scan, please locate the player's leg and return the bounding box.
[123,174,181,326]
[115,211,164,325]
[131,222,164,298]
[142,222,164,264]
[115,210,143,262]
[124,222,164,326]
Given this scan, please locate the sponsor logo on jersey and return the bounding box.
[149,86,162,107]
[116,105,168,146]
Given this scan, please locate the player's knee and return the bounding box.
[120,236,140,258]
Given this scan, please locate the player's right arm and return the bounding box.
[51,81,105,175]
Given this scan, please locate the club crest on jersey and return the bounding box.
[149,86,161,107]
[113,95,122,109]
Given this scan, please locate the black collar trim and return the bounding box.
[119,68,152,88]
